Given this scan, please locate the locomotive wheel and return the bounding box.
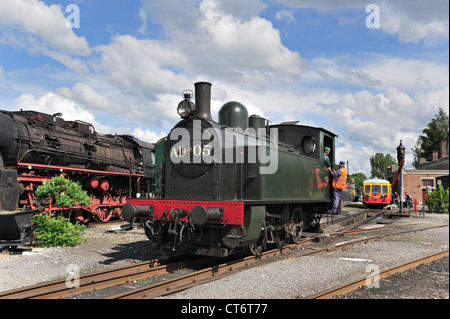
[93,193,114,222]
[249,242,264,255]
[114,207,123,220]
[71,209,92,224]
[114,195,127,220]
[274,230,287,249]
[248,229,266,255]
[274,209,289,248]
[95,208,112,222]
[289,208,304,244]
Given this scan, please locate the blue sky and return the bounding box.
[0,0,448,177]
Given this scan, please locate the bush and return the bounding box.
[425,185,449,214]
[32,213,87,247]
[35,175,92,208]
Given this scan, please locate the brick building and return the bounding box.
[403,169,448,204]
[403,140,449,204]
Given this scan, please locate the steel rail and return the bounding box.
[109,245,306,299]
[0,209,373,299]
[110,223,448,299]
[2,210,445,299]
[306,249,449,299]
[0,256,202,299]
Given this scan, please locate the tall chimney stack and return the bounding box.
[194,82,212,121]
[440,140,448,158]
[432,150,438,161]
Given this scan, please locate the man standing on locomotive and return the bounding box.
[329,161,347,214]
[324,147,333,172]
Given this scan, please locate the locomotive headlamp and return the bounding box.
[177,100,193,118]
[177,90,195,118]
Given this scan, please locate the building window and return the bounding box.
[422,179,434,187]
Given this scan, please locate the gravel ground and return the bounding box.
[164,210,449,299]
[335,255,449,299]
[0,209,448,300]
[0,222,159,293]
[165,223,449,299]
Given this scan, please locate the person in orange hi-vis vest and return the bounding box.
[329,161,347,214]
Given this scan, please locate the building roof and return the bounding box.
[418,156,449,170]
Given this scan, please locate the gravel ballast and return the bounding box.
[0,210,448,299]
[165,221,449,299]
[0,222,159,293]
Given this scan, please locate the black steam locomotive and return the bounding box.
[0,109,154,223]
[124,82,338,257]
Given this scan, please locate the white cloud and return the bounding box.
[1,0,447,177]
[95,35,189,93]
[197,0,304,81]
[55,79,183,131]
[317,86,448,174]
[141,0,305,85]
[215,0,268,20]
[0,0,90,55]
[362,57,449,92]
[275,0,449,43]
[275,10,295,24]
[137,7,148,35]
[0,0,91,72]
[379,1,449,44]
[58,82,118,113]
[132,127,167,144]
[15,92,96,124]
[304,55,449,97]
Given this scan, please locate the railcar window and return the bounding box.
[364,185,370,193]
[382,185,388,194]
[372,185,381,193]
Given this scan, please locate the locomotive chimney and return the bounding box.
[194,81,213,121]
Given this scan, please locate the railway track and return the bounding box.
[108,223,448,299]
[109,243,301,299]
[0,255,208,299]
[306,249,449,299]
[0,210,446,299]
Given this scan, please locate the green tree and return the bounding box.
[350,172,368,195]
[370,153,397,178]
[35,175,92,208]
[412,107,449,168]
[425,185,449,214]
[33,214,87,247]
